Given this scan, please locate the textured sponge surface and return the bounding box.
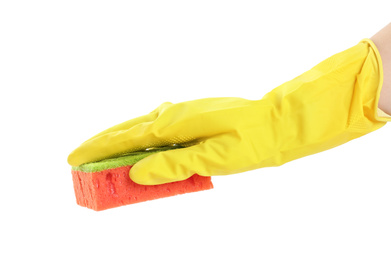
[71,148,213,210]
[72,166,212,211]
[71,147,213,210]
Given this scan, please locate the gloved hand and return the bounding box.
[68,39,390,185]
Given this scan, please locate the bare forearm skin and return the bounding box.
[371,23,391,115]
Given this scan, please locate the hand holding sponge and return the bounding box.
[69,39,390,209]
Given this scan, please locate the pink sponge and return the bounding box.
[72,165,213,211]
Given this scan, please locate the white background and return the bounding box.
[1,1,391,259]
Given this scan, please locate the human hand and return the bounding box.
[68,39,389,185]
[68,97,269,184]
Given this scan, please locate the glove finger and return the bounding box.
[129,133,252,185]
[68,120,198,167]
[82,102,173,144]
[68,102,174,166]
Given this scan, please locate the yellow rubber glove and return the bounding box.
[68,39,391,185]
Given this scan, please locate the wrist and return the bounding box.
[371,23,391,115]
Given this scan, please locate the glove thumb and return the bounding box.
[129,135,234,185]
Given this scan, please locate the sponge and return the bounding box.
[71,149,213,211]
